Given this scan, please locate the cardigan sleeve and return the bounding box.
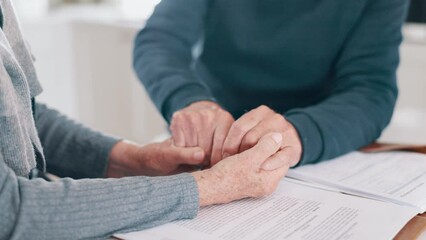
[0,153,199,240]
[34,103,119,179]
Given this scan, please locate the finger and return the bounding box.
[182,114,200,147]
[172,145,206,165]
[197,124,215,165]
[171,127,186,147]
[170,111,200,147]
[239,114,286,152]
[260,148,294,171]
[258,164,290,196]
[170,114,186,147]
[281,127,303,166]
[210,120,234,166]
[239,132,282,166]
[222,106,273,158]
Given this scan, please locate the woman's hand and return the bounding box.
[192,133,289,206]
[106,139,205,178]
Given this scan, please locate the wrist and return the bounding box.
[106,140,140,178]
[189,100,221,110]
[191,169,225,207]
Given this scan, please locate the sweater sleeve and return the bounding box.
[285,0,409,165]
[0,153,199,240]
[34,103,119,179]
[133,0,215,122]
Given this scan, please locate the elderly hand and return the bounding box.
[192,133,289,206]
[170,101,234,166]
[106,139,205,178]
[217,105,302,170]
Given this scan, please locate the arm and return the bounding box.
[133,0,214,122]
[35,103,119,179]
[219,0,408,168]
[0,153,198,240]
[134,0,235,165]
[0,133,286,240]
[285,0,409,165]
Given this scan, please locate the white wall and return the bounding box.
[380,25,426,144]
[18,4,167,145]
[71,20,167,143]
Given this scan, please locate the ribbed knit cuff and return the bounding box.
[12,172,200,239]
[285,111,324,166]
[175,173,200,219]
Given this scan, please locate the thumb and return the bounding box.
[239,132,282,166]
[172,146,205,165]
[261,148,291,171]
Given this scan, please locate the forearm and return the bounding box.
[134,0,214,121]
[0,158,198,240]
[286,87,396,165]
[35,103,119,179]
[285,0,407,165]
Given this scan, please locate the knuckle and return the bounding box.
[273,113,285,122]
[257,105,272,114]
[203,110,216,123]
[258,105,268,111]
[187,113,200,124]
[231,122,247,135]
[172,111,184,120]
[223,111,234,120]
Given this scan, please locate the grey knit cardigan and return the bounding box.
[0,1,198,239]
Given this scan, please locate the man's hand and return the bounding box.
[106,139,205,178]
[218,105,303,169]
[192,133,289,206]
[170,101,234,166]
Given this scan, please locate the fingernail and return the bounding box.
[193,151,204,161]
[271,133,282,144]
[223,152,230,159]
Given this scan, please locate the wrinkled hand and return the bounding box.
[217,105,302,169]
[106,139,205,178]
[192,133,289,206]
[170,101,234,166]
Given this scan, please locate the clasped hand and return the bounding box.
[106,101,303,205]
[170,101,302,170]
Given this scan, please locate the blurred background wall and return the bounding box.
[13,0,167,144]
[11,0,426,145]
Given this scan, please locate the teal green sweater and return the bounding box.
[134,0,409,165]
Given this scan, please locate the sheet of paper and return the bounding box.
[288,151,426,212]
[114,179,417,240]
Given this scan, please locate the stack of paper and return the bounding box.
[288,151,426,213]
[114,151,426,240]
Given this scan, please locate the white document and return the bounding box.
[114,179,417,240]
[288,151,426,212]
